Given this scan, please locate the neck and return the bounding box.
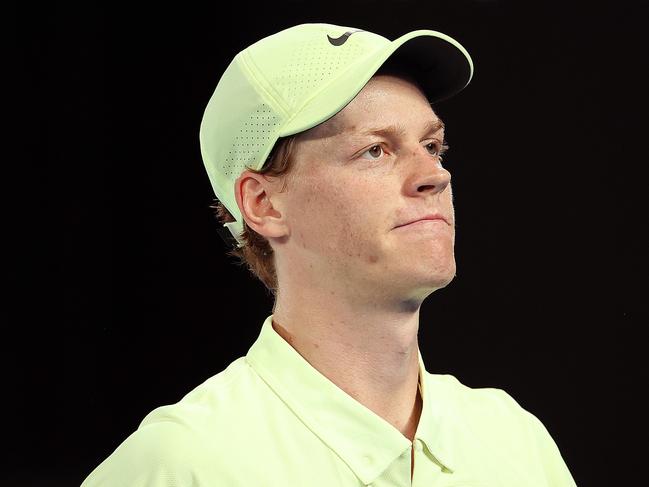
[271,294,423,440]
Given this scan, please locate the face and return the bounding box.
[273,74,456,304]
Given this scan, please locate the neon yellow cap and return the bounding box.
[199,23,474,248]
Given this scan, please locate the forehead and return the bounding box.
[304,74,441,141]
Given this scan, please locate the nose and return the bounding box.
[403,146,451,196]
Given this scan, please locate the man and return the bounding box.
[81,23,578,486]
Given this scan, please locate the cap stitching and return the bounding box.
[239,49,291,119]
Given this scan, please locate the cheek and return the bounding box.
[327,177,388,259]
[287,177,350,249]
[293,174,380,255]
[446,185,455,219]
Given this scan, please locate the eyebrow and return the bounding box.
[351,119,445,138]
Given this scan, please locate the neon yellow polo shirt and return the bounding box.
[81,314,578,486]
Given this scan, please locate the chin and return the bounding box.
[428,259,457,288]
[403,265,456,298]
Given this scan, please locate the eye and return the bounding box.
[358,141,450,161]
[426,140,450,160]
[359,144,385,161]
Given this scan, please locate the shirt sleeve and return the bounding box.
[80,420,207,487]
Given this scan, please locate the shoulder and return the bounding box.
[424,372,543,460]
[436,373,563,450]
[80,419,210,487]
[426,371,535,425]
[139,356,252,432]
[81,357,256,487]
[426,372,578,486]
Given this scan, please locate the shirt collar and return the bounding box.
[245,314,457,484]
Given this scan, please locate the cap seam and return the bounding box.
[239,49,291,119]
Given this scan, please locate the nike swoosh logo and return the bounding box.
[327,29,364,46]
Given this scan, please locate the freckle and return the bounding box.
[313,343,319,349]
[368,254,378,263]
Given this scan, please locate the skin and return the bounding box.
[234,74,455,479]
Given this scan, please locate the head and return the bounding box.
[217,66,455,308]
[204,24,473,304]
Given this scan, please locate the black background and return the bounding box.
[15,1,647,485]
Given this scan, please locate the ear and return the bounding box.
[234,170,290,240]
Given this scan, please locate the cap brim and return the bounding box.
[279,29,473,137]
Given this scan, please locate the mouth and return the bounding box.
[394,215,450,229]
[394,219,449,230]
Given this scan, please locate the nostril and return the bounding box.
[418,185,435,192]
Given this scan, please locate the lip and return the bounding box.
[394,214,449,229]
